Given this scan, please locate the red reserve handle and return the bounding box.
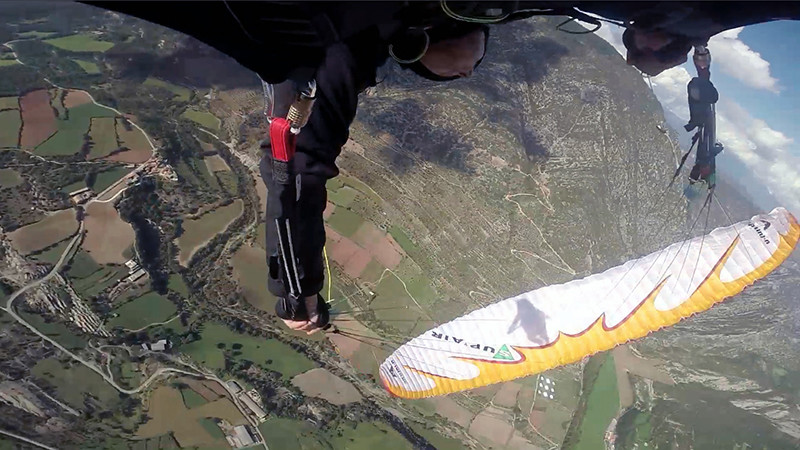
[269,117,296,163]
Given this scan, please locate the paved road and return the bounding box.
[0,428,56,450]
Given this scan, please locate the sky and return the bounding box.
[591,18,800,215]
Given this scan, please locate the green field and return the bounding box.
[231,245,275,312]
[88,117,119,159]
[31,239,71,265]
[575,354,620,450]
[0,168,22,187]
[168,274,190,297]
[66,250,101,278]
[17,31,57,39]
[329,422,411,450]
[143,78,191,102]
[36,102,116,156]
[32,358,119,410]
[371,272,434,335]
[61,180,86,194]
[119,361,141,388]
[175,160,202,186]
[216,171,238,196]
[0,96,18,109]
[72,59,100,74]
[200,158,221,191]
[182,109,220,131]
[72,265,127,298]
[19,311,87,350]
[181,388,208,409]
[0,60,19,67]
[93,166,132,192]
[177,200,243,265]
[0,109,21,147]
[197,418,225,440]
[109,292,177,330]
[116,118,151,152]
[326,207,363,237]
[259,417,327,449]
[328,185,358,208]
[408,423,463,450]
[44,34,114,52]
[388,225,419,255]
[339,174,383,205]
[180,322,315,377]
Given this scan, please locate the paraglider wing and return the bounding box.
[380,208,800,399]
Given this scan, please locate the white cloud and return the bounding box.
[707,28,780,93]
[650,67,692,122]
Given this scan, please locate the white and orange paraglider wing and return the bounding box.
[380,207,800,399]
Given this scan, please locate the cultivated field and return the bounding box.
[63,90,91,108]
[204,154,230,172]
[0,60,19,67]
[108,292,177,330]
[231,244,273,312]
[291,368,362,405]
[16,31,56,39]
[180,323,315,377]
[72,59,100,74]
[71,264,127,299]
[327,312,390,378]
[0,169,23,188]
[167,274,190,297]
[468,406,517,447]
[180,387,208,409]
[0,96,18,110]
[177,200,243,266]
[575,354,619,449]
[111,117,151,163]
[87,117,119,159]
[182,108,220,131]
[43,34,114,52]
[0,109,20,147]
[36,102,116,156]
[32,358,120,410]
[31,239,72,264]
[20,89,56,148]
[82,202,134,264]
[143,78,191,102]
[7,208,78,254]
[93,166,131,193]
[329,422,411,450]
[136,385,246,448]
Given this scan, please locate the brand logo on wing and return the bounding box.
[748,221,771,245]
[386,359,407,383]
[430,331,501,355]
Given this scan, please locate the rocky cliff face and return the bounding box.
[346,17,682,315]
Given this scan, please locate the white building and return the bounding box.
[141,339,170,352]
